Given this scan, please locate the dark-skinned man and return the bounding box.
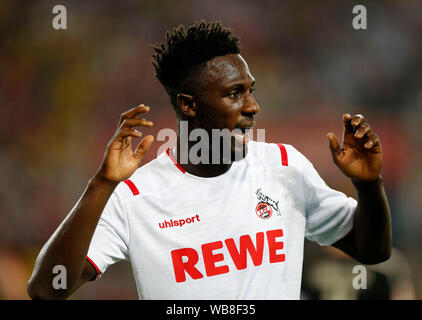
[28,21,391,300]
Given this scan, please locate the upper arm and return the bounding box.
[82,258,100,281]
[295,150,356,246]
[70,260,99,296]
[85,188,130,277]
[331,228,360,260]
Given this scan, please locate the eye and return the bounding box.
[229,91,241,99]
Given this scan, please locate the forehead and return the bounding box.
[202,54,254,88]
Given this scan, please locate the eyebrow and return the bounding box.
[225,79,256,90]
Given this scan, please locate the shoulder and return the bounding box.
[247,140,309,170]
[113,149,183,200]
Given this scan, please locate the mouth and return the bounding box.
[233,120,255,145]
[237,120,255,133]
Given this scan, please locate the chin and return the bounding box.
[230,141,249,162]
[214,135,249,164]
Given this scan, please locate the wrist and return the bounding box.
[352,174,383,190]
[89,174,120,190]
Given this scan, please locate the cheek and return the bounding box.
[197,94,243,129]
[215,99,243,127]
[217,97,244,115]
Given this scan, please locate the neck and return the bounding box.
[175,130,233,178]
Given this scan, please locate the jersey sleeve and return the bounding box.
[288,145,357,246]
[86,187,130,279]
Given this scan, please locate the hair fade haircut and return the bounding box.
[152,21,241,118]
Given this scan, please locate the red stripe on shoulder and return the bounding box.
[166,148,186,174]
[277,143,288,166]
[86,256,101,280]
[123,179,140,195]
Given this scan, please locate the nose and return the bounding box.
[241,93,259,116]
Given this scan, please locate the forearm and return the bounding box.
[352,175,392,263]
[28,176,118,299]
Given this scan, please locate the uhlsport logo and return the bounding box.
[255,188,281,219]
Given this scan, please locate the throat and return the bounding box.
[174,137,236,178]
[174,144,234,178]
[180,161,233,178]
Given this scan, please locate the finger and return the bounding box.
[117,104,150,128]
[350,114,365,132]
[134,135,154,160]
[364,134,381,150]
[113,128,143,141]
[327,132,343,162]
[354,122,371,139]
[120,118,154,129]
[343,113,354,135]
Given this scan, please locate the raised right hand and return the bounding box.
[95,104,154,183]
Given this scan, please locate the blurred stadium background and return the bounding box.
[0,0,421,299]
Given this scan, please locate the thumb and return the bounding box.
[327,133,343,163]
[134,135,154,163]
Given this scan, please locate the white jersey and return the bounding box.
[87,141,356,299]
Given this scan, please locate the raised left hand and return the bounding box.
[327,114,382,182]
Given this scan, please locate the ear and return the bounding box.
[177,93,197,117]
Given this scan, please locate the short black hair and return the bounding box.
[152,21,241,118]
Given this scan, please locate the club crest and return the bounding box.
[255,188,281,219]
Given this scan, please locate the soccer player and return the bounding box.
[28,21,392,299]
